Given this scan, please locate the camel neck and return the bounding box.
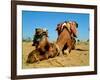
[56,28,71,50]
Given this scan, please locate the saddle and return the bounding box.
[62,21,78,38]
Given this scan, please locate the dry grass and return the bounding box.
[22,41,89,69]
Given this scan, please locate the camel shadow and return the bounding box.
[75,48,88,51]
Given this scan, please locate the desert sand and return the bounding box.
[22,41,89,69]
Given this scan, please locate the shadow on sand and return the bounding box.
[75,48,88,51]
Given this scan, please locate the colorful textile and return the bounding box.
[63,21,78,38]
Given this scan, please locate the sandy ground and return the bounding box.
[22,42,89,69]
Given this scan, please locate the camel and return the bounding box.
[26,21,78,63]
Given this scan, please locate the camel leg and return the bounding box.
[64,40,72,55]
[72,38,76,50]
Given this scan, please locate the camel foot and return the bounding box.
[64,50,69,55]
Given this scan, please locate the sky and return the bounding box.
[22,11,89,41]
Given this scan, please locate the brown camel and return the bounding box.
[27,21,78,63]
[56,21,78,54]
[27,28,57,63]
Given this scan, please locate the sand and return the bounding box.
[22,42,89,69]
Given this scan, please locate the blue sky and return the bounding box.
[22,11,89,41]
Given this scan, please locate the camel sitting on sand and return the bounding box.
[56,21,78,54]
[27,21,78,63]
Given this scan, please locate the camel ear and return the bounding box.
[56,24,59,31]
[75,22,78,28]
